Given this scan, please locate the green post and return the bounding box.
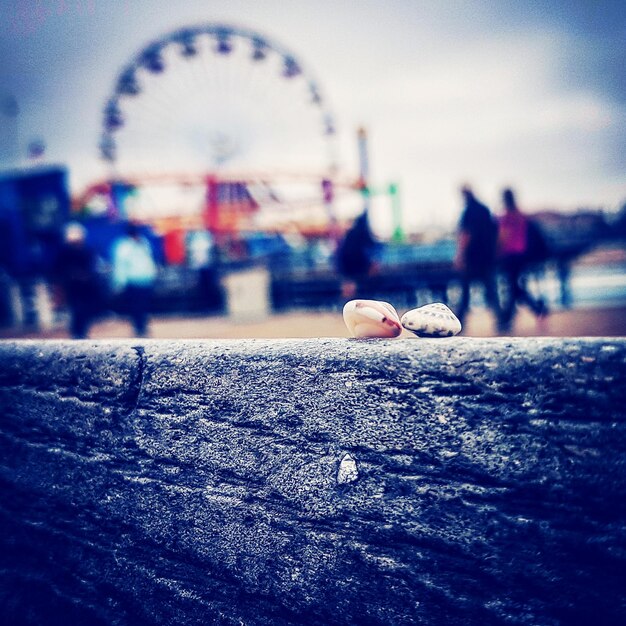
[389,182,404,242]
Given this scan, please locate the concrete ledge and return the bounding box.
[1,338,625,625]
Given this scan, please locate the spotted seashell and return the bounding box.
[342,299,402,339]
[401,303,462,337]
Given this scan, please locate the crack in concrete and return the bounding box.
[129,346,146,416]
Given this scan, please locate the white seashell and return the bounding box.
[337,453,359,484]
[401,303,462,337]
[342,299,402,339]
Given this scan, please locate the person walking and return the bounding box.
[453,185,502,328]
[497,188,548,330]
[53,222,102,339]
[335,211,378,299]
[112,222,158,337]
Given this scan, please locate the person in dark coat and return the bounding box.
[54,222,102,339]
[335,212,378,299]
[453,186,502,328]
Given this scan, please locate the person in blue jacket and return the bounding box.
[112,222,157,337]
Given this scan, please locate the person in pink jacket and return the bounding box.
[498,188,548,330]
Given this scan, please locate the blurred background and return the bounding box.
[0,0,625,339]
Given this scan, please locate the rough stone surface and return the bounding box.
[1,338,625,625]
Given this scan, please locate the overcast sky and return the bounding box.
[1,0,625,232]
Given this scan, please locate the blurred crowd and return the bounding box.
[53,221,158,338]
[40,185,562,339]
[337,185,552,334]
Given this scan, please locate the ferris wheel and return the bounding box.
[99,24,338,178]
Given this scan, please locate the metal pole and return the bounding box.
[204,175,220,234]
[357,127,370,215]
[389,182,404,242]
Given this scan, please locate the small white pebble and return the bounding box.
[337,453,359,484]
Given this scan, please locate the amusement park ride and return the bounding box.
[74,23,400,244]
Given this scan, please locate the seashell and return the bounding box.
[401,303,462,337]
[343,299,402,338]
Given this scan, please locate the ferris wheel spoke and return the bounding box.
[201,34,222,113]
[115,76,179,135]
[125,59,211,158]
[118,103,179,158]
[140,63,188,121]
[199,37,227,127]
[118,96,195,169]
[239,41,258,104]
[183,41,213,129]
